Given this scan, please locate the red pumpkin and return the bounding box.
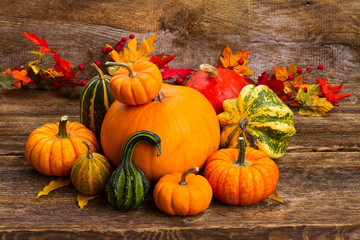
[101,83,220,183]
[185,64,247,114]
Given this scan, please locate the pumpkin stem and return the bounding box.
[199,64,218,78]
[234,137,250,167]
[239,118,258,146]
[82,141,94,159]
[105,61,137,78]
[179,167,199,185]
[91,63,105,80]
[56,115,70,138]
[120,131,161,168]
[154,90,166,102]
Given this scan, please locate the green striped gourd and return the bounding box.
[80,63,115,140]
[71,141,112,195]
[105,130,161,210]
[218,84,296,159]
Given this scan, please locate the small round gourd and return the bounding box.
[71,141,112,195]
[25,115,99,176]
[80,63,115,140]
[105,131,161,210]
[204,137,279,206]
[153,167,213,216]
[106,60,162,105]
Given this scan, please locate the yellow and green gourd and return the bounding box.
[71,141,112,195]
[80,63,115,140]
[218,84,296,159]
[105,130,161,210]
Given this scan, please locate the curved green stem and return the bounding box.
[233,137,250,167]
[82,141,94,159]
[105,61,137,78]
[91,63,105,80]
[239,118,258,146]
[179,167,199,185]
[56,115,70,138]
[120,131,161,168]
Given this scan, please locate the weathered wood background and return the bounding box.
[0,0,359,239]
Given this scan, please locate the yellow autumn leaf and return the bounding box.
[77,193,98,209]
[273,63,303,91]
[220,45,253,75]
[36,177,71,199]
[268,189,284,204]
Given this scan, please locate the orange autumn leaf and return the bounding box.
[220,45,253,75]
[273,63,303,91]
[2,69,32,87]
[317,78,352,106]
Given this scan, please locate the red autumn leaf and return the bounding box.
[317,78,352,106]
[53,54,77,80]
[149,54,176,70]
[23,32,56,53]
[256,72,285,95]
[162,66,196,80]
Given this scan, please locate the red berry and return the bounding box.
[29,79,34,84]
[317,64,323,70]
[295,86,300,91]
[15,66,21,70]
[107,47,112,52]
[95,61,101,67]
[217,66,223,68]
[121,37,127,42]
[80,80,87,86]
[238,59,244,65]
[306,67,312,72]
[129,34,135,39]
[119,42,125,47]
[303,87,308,93]
[288,75,294,80]
[297,68,302,74]
[286,92,292,98]
[175,77,184,85]
[227,66,234,70]
[102,48,108,54]
[114,45,122,52]
[78,64,85,71]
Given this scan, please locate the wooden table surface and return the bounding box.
[0,83,359,239]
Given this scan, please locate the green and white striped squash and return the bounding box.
[218,84,296,159]
[80,63,115,140]
[105,130,161,210]
[71,141,112,195]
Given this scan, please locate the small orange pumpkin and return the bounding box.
[153,167,213,215]
[204,137,279,206]
[25,115,99,176]
[106,60,162,105]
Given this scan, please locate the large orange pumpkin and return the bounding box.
[101,83,220,183]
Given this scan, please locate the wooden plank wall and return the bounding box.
[0,0,359,85]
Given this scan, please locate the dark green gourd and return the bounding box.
[105,131,161,210]
[80,63,115,140]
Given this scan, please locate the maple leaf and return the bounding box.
[109,32,157,63]
[149,54,176,70]
[220,45,253,75]
[53,53,77,80]
[36,177,71,199]
[317,78,352,106]
[23,32,56,53]
[2,68,32,87]
[162,66,196,80]
[256,72,284,95]
[295,84,334,116]
[273,63,303,91]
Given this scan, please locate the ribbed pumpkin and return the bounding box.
[153,167,213,216]
[185,64,247,114]
[204,137,279,206]
[71,141,112,195]
[106,60,162,105]
[218,84,296,159]
[80,63,115,140]
[101,83,220,183]
[25,115,99,176]
[105,131,161,210]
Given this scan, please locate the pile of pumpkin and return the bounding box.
[25,59,296,215]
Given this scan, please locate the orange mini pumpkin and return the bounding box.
[204,137,279,206]
[106,60,162,105]
[25,115,99,176]
[153,167,213,215]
